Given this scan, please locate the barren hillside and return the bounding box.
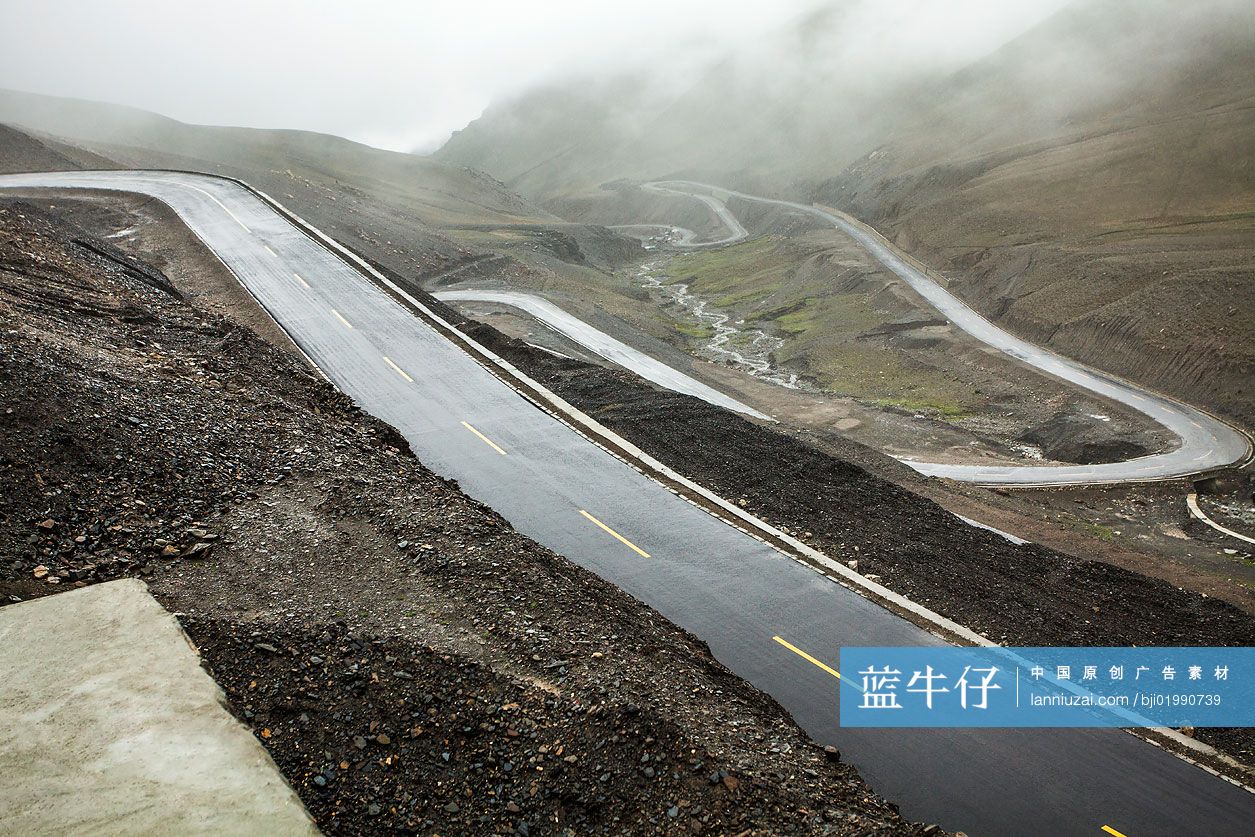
[819,0,1255,423]
[0,88,561,284]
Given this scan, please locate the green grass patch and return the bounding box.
[1082,523,1118,541]
[674,321,715,339]
[781,342,977,414]
[776,304,820,336]
[716,282,782,308]
[668,237,794,301]
[764,293,883,339]
[873,397,969,419]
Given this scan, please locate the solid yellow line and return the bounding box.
[772,635,863,692]
[382,356,413,383]
[293,272,310,289]
[330,308,352,329]
[579,510,650,558]
[461,421,507,456]
[1101,826,1129,837]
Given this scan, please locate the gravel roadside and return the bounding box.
[0,199,930,834]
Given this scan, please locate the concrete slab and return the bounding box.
[0,579,318,835]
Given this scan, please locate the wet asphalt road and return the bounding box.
[3,170,1253,836]
[432,288,766,418]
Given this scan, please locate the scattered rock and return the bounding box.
[181,541,213,559]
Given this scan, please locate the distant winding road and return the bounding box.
[637,181,748,246]
[614,180,1251,486]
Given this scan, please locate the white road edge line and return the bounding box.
[1187,492,1255,546]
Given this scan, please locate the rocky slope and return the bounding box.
[0,122,114,173]
[0,198,927,834]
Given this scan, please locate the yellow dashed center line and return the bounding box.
[293,272,310,289]
[382,356,413,383]
[330,308,352,329]
[1101,825,1130,837]
[772,635,863,692]
[579,510,650,558]
[263,244,276,257]
[461,421,507,456]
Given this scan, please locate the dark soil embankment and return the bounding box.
[423,296,1255,649]
[0,200,928,834]
[1015,413,1154,465]
[419,301,1255,763]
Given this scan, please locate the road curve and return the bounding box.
[608,223,700,246]
[4,170,1253,836]
[641,181,748,246]
[642,180,1251,485]
[433,289,767,418]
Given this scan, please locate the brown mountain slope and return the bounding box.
[0,88,548,228]
[818,0,1255,424]
[0,123,115,174]
[0,90,578,286]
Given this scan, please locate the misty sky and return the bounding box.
[0,0,1066,153]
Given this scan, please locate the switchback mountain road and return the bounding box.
[432,288,767,418]
[4,170,1253,836]
[640,181,748,247]
[636,180,1252,486]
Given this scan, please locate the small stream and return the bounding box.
[637,263,803,389]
